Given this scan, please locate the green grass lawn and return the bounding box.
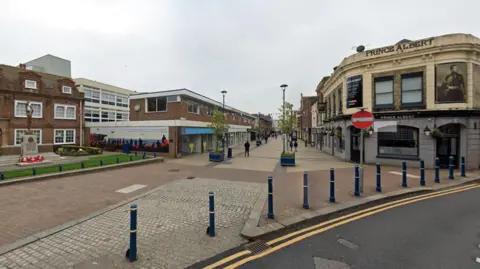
[1,154,147,180]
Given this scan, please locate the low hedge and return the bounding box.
[57,146,102,156]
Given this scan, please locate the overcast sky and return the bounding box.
[1,0,479,117]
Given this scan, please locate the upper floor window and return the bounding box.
[338,89,343,113]
[167,96,180,102]
[231,113,235,120]
[25,80,37,89]
[374,76,394,107]
[54,104,76,120]
[84,107,100,122]
[187,102,200,114]
[62,86,72,94]
[14,100,42,118]
[116,112,129,121]
[116,95,128,108]
[84,88,100,103]
[101,92,116,106]
[332,94,336,115]
[206,106,214,116]
[401,72,423,105]
[147,97,167,112]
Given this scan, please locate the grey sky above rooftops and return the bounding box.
[1,0,478,118]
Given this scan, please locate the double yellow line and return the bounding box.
[204,183,480,269]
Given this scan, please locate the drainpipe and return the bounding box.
[79,99,83,146]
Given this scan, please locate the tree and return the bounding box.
[278,102,297,136]
[208,106,228,152]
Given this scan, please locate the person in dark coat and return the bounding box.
[294,141,298,152]
[289,140,294,151]
[244,141,250,157]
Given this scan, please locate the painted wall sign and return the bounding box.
[365,38,434,57]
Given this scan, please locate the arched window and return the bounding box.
[377,126,419,157]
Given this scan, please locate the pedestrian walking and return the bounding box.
[244,141,250,157]
[289,140,294,151]
[294,141,298,152]
[265,136,269,144]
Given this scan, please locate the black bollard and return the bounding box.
[402,161,407,187]
[329,168,335,203]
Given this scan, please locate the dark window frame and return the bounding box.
[400,72,425,108]
[377,125,420,159]
[373,75,395,110]
[146,97,167,112]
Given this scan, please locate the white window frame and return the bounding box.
[14,129,42,145]
[54,129,76,145]
[187,102,200,114]
[14,100,43,118]
[62,86,72,94]
[54,104,76,120]
[25,80,37,89]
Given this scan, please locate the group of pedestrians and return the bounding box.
[243,133,301,157]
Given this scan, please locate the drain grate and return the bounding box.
[245,240,271,254]
[168,169,180,172]
[186,176,196,179]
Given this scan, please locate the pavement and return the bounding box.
[230,185,480,269]
[0,137,478,268]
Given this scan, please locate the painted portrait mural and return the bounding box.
[435,62,467,103]
[473,64,480,108]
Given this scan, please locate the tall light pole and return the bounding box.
[280,84,288,152]
[221,90,228,159]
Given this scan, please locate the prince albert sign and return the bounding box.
[365,38,434,57]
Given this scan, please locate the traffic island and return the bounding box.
[280,151,295,166]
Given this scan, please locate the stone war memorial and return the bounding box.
[17,102,49,166]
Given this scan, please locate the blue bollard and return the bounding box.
[303,172,309,209]
[59,164,63,172]
[208,192,215,237]
[127,204,137,262]
[100,160,103,166]
[420,159,425,186]
[329,168,335,203]
[116,157,120,164]
[81,161,85,169]
[0,172,4,181]
[434,157,440,183]
[461,156,466,177]
[448,156,454,180]
[402,161,407,187]
[354,165,360,197]
[130,155,133,161]
[376,163,382,192]
[33,168,36,176]
[268,176,274,219]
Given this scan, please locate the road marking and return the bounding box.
[337,239,359,249]
[476,257,480,263]
[203,250,251,269]
[209,184,479,269]
[115,184,147,194]
[389,171,420,178]
[313,257,350,269]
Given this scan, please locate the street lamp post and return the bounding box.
[221,90,227,160]
[280,84,288,152]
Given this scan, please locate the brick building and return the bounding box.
[0,64,84,155]
[86,89,255,158]
[298,94,318,143]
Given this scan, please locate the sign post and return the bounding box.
[351,109,374,193]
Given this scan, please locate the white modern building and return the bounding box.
[74,78,136,123]
[25,54,71,78]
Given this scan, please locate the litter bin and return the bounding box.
[227,148,232,158]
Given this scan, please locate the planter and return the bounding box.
[280,155,296,166]
[209,152,224,162]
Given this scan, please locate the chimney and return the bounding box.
[19,63,26,69]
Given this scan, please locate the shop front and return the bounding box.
[180,127,216,155]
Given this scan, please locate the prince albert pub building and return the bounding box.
[318,33,480,170]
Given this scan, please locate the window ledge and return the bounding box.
[376,155,420,161]
[145,111,168,113]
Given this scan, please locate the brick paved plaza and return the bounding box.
[0,138,478,268]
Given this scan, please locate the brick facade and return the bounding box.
[0,65,84,155]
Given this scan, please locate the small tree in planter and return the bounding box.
[278,102,297,166]
[208,107,228,162]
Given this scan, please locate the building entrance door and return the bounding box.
[436,124,461,169]
[350,127,361,163]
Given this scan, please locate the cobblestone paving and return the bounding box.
[0,178,266,269]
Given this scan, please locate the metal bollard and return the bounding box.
[461,156,466,177]
[33,168,37,176]
[303,172,309,209]
[376,163,382,192]
[420,159,425,186]
[354,165,360,197]
[153,152,157,158]
[130,155,133,161]
[268,176,274,219]
[59,164,63,172]
[402,161,407,187]
[116,157,120,164]
[126,204,137,262]
[434,158,440,183]
[142,152,146,159]
[0,172,4,181]
[208,192,215,237]
[448,156,454,180]
[135,151,138,157]
[329,168,335,203]
[81,161,85,169]
[100,160,103,166]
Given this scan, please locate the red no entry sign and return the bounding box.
[352,110,374,129]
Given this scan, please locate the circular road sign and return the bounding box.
[352,110,374,129]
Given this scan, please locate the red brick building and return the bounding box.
[0,64,84,155]
[299,94,317,142]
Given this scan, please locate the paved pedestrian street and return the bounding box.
[0,178,266,269]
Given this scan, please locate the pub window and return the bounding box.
[377,126,419,157]
[338,89,343,113]
[401,72,423,105]
[374,76,394,106]
[147,97,167,112]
